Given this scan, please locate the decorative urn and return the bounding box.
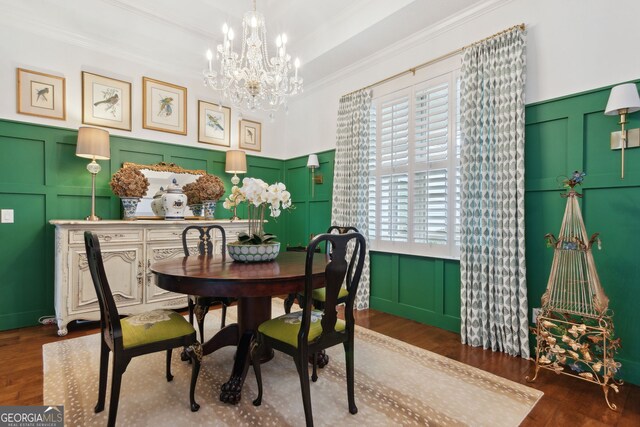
[161,179,187,220]
[150,186,166,217]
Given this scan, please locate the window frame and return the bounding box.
[368,55,461,260]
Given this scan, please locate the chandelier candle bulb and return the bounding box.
[206,49,213,72]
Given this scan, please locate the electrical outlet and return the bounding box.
[532,307,542,324]
[1,209,14,224]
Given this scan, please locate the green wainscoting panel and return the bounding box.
[0,135,45,186]
[283,151,335,249]
[443,260,461,319]
[0,193,49,329]
[309,200,331,236]
[0,118,284,331]
[398,255,436,310]
[525,118,569,183]
[369,252,393,302]
[370,252,461,332]
[525,79,640,385]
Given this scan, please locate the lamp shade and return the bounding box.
[76,127,110,160]
[225,150,247,173]
[306,154,319,169]
[605,83,640,116]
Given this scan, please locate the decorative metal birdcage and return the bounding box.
[526,171,623,410]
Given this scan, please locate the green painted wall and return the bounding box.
[0,118,284,331]
[3,78,640,385]
[525,81,640,385]
[280,82,640,385]
[283,151,335,248]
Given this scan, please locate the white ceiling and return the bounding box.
[4,0,486,89]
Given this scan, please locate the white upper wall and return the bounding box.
[0,15,287,159]
[283,0,640,158]
[1,0,639,160]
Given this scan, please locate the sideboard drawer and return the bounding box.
[69,229,144,244]
[147,227,188,242]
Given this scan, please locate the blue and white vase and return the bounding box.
[189,204,203,218]
[161,179,187,220]
[202,200,216,219]
[121,197,139,220]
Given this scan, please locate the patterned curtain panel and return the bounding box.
[459,27,528,357]
[331,89,372,310]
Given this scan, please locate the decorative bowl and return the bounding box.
[227,242,281,262]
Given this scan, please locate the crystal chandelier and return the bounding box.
[203,0,303,115]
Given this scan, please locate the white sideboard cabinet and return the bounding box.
[50,219,248,336]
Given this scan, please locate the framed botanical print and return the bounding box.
[142,77,187,135]
[198,100,231,146]
[239,119,262,152]
[82,71,131,131]
[16,68,66,120]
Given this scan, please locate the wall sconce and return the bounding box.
[605,83,640,179]
[75,127,110,221]
[225,149,247,186]
[307,154,322,197]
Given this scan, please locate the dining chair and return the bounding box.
[182,225,235,342]
[250,231,366,427]
[84,231,202,427]
[283,226,359,314]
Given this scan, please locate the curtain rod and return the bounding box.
[344,23,525,98]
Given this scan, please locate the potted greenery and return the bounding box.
[110,166,150,220]
[223,177,293,262]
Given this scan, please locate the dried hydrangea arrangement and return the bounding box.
[190,174,226,202]
[109,166,150,198]
[182,182,202,206]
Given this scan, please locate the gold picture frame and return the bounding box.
[16,68,66,120]
[142,77,187,135]
[82,71,132,131]
[198,100,231,147]
[239,119,262,152]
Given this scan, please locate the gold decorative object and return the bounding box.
[526,172,622,410]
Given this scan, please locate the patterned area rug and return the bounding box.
[43,303,542,426]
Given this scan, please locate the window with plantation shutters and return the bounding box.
[368,65,460,259]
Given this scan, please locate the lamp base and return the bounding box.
[230,215,240,222]
[85,214,101,221]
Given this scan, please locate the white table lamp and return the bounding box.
[76,127,110,221]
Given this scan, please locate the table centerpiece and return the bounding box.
[223,177,293,262]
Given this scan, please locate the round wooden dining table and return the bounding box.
[151,252,326,404]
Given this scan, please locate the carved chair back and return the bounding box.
[298,232,366,348]
[84,231,124,350]
[181,225,226,261]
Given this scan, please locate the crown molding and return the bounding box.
[98,0,218,40]
[0,3,198,79]
[301,0,513,96]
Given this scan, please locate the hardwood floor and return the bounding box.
[1,304,638,426]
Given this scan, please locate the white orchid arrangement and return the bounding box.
[224,177,293,244]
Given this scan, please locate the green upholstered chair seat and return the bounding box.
[121,309,195,349]
[307,286,348,302]
[258,310,345,348]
